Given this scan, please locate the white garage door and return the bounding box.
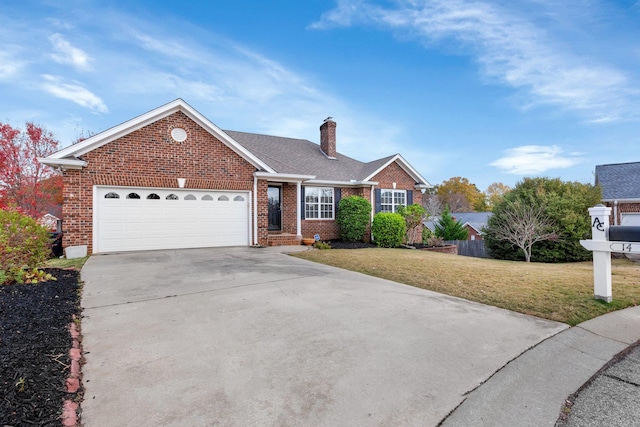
[621,213,640,226]
[95,187,250,253]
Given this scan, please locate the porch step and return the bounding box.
[267,234,302,246]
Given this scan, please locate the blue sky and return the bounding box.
[1,0,639,191]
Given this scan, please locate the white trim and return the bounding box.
[303,179,378,187]
[38,157,87,170]
[42,99,275,173]
[92,184,99,253]
[253,172,315,182]
[253,176,258,245]
[603,198,640,203]
[363,154,431,187]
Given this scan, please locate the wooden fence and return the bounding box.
[445,240,490,258]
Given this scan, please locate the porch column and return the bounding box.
[296,181,302,236]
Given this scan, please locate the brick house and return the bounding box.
[39,99,431,254]
[595,161,640,226]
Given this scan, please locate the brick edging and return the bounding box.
[62,317,82,426]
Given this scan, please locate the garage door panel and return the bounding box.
[96,187,250,252]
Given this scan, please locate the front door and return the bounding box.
[268,186,282,231]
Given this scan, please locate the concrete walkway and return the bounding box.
[79,247,566,426]
[441,305,640,426]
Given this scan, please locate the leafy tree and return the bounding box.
[0,122,61,217]
[436,177,487,212]
[484,177,602,262]
[372,212,406,247]
[485,182,511,209]
[397,203,426,245]
[434,207,468,240]
[336,196,371,242]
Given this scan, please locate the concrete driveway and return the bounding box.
[80,247,567,426]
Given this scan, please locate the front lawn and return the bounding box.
[292,248,640,325]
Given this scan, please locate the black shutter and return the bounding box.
[407,190,413,205]
[300,186,305,220]
[375,188,382,213]
[334,188,341,218]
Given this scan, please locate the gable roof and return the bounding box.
[39,99,273,173]
[39,99,431,187]
[595,162,640,201]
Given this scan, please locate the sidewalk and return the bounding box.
[440,305,640,427]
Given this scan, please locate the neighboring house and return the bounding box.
[39,205,63,232]
[39,99,431,254]
[423,212,492,240]
[595,162,640,225]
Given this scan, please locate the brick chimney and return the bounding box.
[320,117,336,159]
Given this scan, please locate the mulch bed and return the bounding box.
[326,239,377,249]
[0,269,82,426]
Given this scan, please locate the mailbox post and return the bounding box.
[583,205,612,302]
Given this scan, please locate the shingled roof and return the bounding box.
[226,130,402,183]
[595,162,640,201]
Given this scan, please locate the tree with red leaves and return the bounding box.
[0,122,62,218]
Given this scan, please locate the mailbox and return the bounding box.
[608,226,640,242]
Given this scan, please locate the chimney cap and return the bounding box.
[323,116,334,123]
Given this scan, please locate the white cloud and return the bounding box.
[311,0,639,122]
[0,51,25,80]
[49,33,92,71]
[490,145,582,175]
[41,75,108,113]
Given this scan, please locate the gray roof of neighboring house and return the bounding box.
[225,130,398,182]
[595,162,640,200]
[423,212,492,233]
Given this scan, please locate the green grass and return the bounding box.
[45,256,89,271]
[292,248,640,326]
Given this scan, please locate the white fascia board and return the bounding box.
[37,157,87,170]
[44,99,275,173]
[363,154,431,186]
[603,198,640,203]
[254,172,316,183]
[303,179,378,187]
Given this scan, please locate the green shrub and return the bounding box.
[484,177,601,262]
[434,207,468,240]
[422,226,434,243]
[397,204,426,245]
[0,209,52,284]
[336,196,372,242]
[313,240,332,250]
[371,212,406,248]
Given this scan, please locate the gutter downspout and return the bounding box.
[614,200,618,226]
[296,181,302,237]
[253,176,258,245]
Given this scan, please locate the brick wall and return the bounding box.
[371,161,424,207]
[63,111,260,253]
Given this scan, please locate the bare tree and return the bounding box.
[446,193,472,212]
[489,200,557,262]
[422,194,443,220]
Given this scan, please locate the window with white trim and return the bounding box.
[380,189,406,213]
[305,187,334,219]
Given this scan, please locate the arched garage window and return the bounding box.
[104,192,120,199]
[166,194,179,200]
[184,194,196,200]
[234,195,245,202]
[202,195,213,201]
[147,193,160,199]
[218,195,229,201]
[127,193,140,199]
